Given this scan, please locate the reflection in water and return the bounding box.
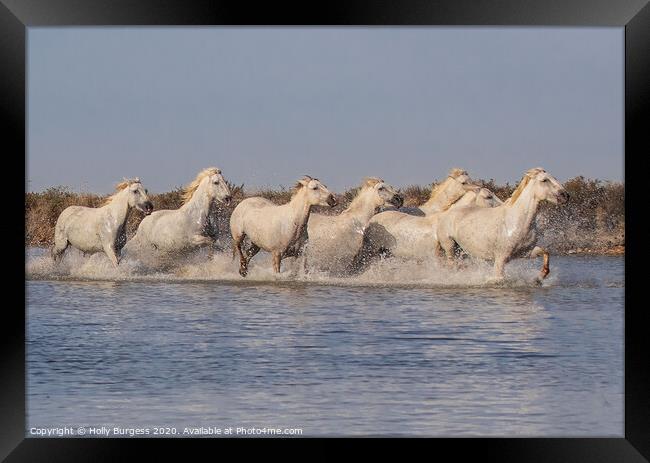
[26,252,623,436]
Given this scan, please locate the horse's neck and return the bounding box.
[342,190,377,224]
[504,185,540,239]
[421,179,458,213]
[181,181,212,230]
[454,191,476,208]
[287,191,313,226]
[103,191,131,226]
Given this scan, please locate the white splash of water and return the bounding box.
[26,247,555,288]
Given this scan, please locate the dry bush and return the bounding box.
[401,184,433,207]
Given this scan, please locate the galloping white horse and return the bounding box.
[303,177,403,275]
[52,178,153,267]
[124,167,231,260]
[398,168,477,216]
[361,187,501,263]
[230,176,337,276]
[436,168,569,281]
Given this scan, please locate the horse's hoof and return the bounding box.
[533,277,543,286]
[239,267,248,277]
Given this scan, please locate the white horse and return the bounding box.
[361,187,501,263]
[52,178,153,267]
[436,168,569,282]
[397,168,477,216]
[123,167,231,262]
[303,177,403,275]
[230,176,337,276]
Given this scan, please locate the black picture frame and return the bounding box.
[6,0,649,460]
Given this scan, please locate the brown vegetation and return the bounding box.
[25,177,624,255]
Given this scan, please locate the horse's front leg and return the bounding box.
[102,242,120,268]
[491,256,509,282]
[438,236,463,270]
[272,251,282,273]
[530,246,550,283]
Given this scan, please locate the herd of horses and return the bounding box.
[51,166,569,283]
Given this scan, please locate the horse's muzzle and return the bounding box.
[390,194,404,208]
[222,195,232,206]
[327,195,338,207]
[143,202,154,215]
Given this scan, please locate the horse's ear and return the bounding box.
[298,176,313,186]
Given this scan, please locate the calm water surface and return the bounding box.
[26,253,623,436]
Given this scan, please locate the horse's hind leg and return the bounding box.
[51,232,69,264]
[233,234,248,277]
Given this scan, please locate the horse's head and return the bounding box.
[297,176,337,207]
[362,177,403,208]
[182,167,232,206]
[445,168,479,197]
[475,188,503,208]
[526,168,569,205]
[126,179,154,215]
[204,168,232,205]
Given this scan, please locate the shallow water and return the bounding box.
[26,248,623,436]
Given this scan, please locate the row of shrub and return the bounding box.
[25,176,624,254]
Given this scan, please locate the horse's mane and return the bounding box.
[101,177,141,206]
[361,177,384,189]
[291,175,316,196]
[182,167,221,204]
[431,168,467,194]
[507,168,545,205]
[447,168,468,179]
[342,177,384,212]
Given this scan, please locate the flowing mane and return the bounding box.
[361,177,383,189]
[102,177,141,206]
[507,168,545,205]
[182,167,221,204]
[343,177,384,212]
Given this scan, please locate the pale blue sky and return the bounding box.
[28,27,623,194]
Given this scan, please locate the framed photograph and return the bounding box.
[7,0,649,460]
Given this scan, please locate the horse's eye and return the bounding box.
[542,179,548,183]
[134,190,140,194]
[311,185,318,190]
[214,181,219,185]
[378,187,385,191]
